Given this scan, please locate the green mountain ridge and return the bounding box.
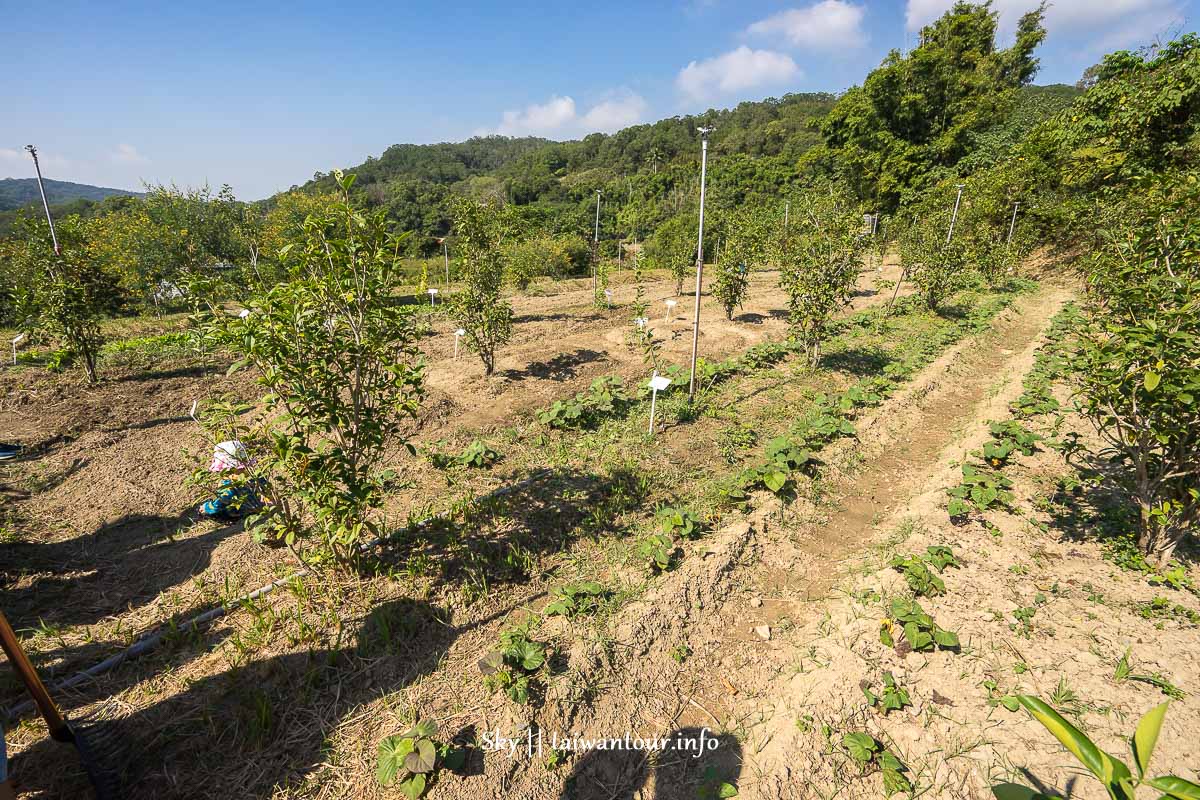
[0,177,142,212]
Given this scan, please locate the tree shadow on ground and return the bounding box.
[820,345,893,377]
[733,312,767,324]
[513,311,602,325]
[364,467,648,600]
[1,508,242,634]
[1044,448,1198,566]
[0,456,89,500]
[112,363,223,384]
[559,726,743,800]
[9,598,489,799]
[499,349,607,383]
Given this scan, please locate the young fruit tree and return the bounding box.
[1075,176,1200,565]
[193,172,425,561]
[899,215,967,311]
[777,191,866,366]
[713,207,768,320]
[3,215,112,383]
[447,196,519,376]
[646,214,697,295]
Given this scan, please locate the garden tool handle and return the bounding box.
[0,611,71,742]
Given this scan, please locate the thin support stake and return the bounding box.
[1006,202,1020,246]
[687,128,712,401]
[25,145,60,256]
[946,185,965,243]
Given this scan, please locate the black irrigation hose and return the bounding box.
[2,469,551,722]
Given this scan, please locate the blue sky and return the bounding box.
[2,0,1193,200]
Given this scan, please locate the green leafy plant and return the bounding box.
[479,622,549,705]
[947,464,1014,519]
[993,698,1200,800]
[841,732,913,796]
[457,439,500,468]
[1074,176,1200,565]
[637,533,677,572]
[863,671,912,714]
[446,196,520,376]
[880,597,960,652]
[543,581,606,618]
[776,190,866,365]
[537,376,633,431]
[900,215,967,312]
[5,214,110,383]
[657,506,704,540]
[696,764,739,799]
[983,421,1042,467]
[191,172,424,560]
[1113,649,1186,700]
[890,554,948,597]
[377,720,465,800]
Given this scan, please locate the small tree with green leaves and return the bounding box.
[5,215,111,383]
[447,196,518,376]
[777,191,866,366]
[713,207,768,320]
[647,214,696,295]
[626,253,662,370]
[1074,176,1200,565]
[505,232,571,291]
[192,172,424,561]
[900,215,967,311]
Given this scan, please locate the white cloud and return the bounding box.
[580,93,649,133]
[481,91,648,138]
[747,1,867,50]
[1,147,69,172]
[905,0,1184,50]
[111,143,149,165]
[676,46,801,102]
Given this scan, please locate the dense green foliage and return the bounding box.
[819,1,1047,210]
[192,172,425,560]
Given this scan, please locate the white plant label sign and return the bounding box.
[647,372,672,434]
[453,328,465,359]
[11,333,25,365]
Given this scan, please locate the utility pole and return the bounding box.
[25,145,60,255]
[946,184,965,243]
[592,190,602,295]
[784,200,790,232]
[1006,202,1020,246]
[441,237,450,284]
[687,126,713,401]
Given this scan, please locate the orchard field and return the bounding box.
[2,6,1199,800]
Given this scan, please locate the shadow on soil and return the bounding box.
[1,507,240,642]
[366,466,649,598]
[9,598,497,799]
[559,727,743,800]
[499,348,607,383]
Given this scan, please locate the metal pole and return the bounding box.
[687,127,712,401]
[946,185,965,243]
[593,190,602,294]
[1006,202,1020,246]
[25,145,60,255]
[443,239,450,283]
[784,201,789,232]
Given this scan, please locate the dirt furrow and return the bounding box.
[541,283,1073,800]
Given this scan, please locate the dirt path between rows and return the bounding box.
[534,282,1074,800]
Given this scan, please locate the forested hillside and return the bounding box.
[0,177,140,211]
[296,83,1075,253]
